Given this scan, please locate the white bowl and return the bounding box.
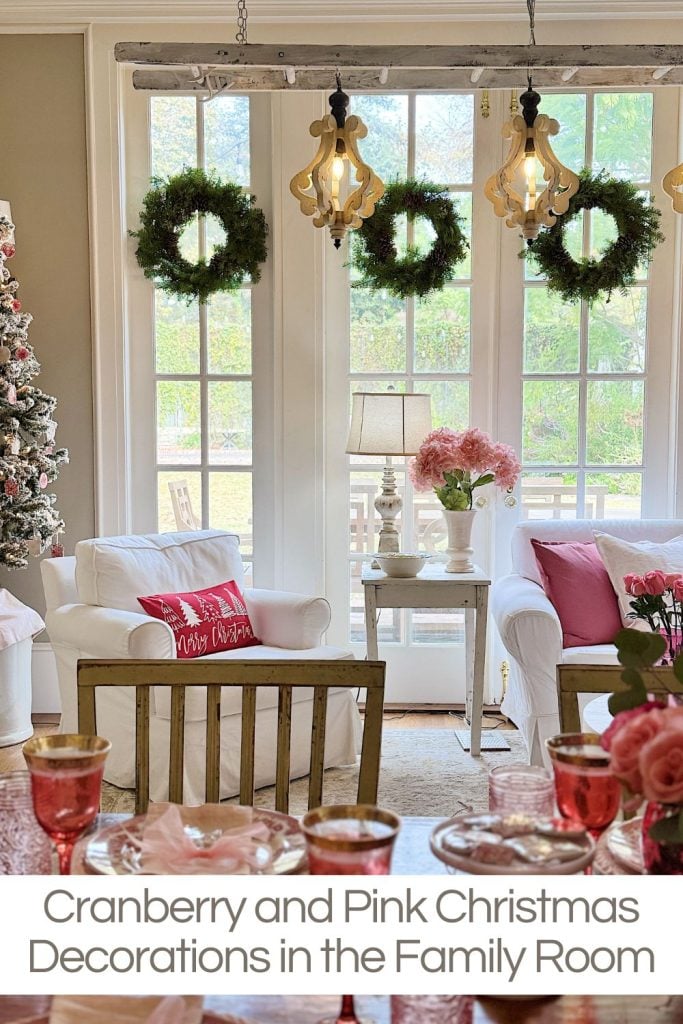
[375,553,429,578]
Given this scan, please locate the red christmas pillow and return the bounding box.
[138,580,261,659]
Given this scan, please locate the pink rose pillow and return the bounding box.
[531,540,622,649]
[138,580,261,659]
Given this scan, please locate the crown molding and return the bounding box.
[2,0,683,25]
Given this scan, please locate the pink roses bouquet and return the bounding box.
[410,427,520,511]
[624,571,683,663]
[601,702,683,845]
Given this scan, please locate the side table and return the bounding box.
[361,562,505,756]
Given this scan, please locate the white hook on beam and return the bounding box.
[653,65,674,80]
[379,66,389,85]
[285,66,296,85]
[561,67,580,82]
[470,67,484,84]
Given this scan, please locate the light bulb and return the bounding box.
[332,155,345,181]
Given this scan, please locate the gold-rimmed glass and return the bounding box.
[302,805,401,1024]
[23,734,111,875]
[546,732,621,839]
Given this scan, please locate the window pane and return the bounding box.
[524,289,581,373]
[586,472,642,520]
[350,560,402,644]
[412,193,471,280]
[204,96,250,186]
[414,288,470,373]
[537,93,587,172]
[413,495,448,552]
[208,290,252,375]
[350,289,406,373]
[151,97,196,178]
[157,471,202,533]
[354,95,409,182]
[415,94,474,184]
[155,292,199,374]
[410,608,463,645]
[156,381,201,465]
[521,471,578,520]
[593,93,653,182]
[350,471,394,555]
[523,380,580,464]
[586,380,644,465]
[209,472,253,553]
[417,380,470,432]
[587,288,647,373]
[208,381,252,465]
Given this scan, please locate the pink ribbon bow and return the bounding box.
[140,803,272,875]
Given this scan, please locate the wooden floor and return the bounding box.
[0,710,514,774]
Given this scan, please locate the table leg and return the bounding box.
[464,607,474,725]
[470,586,489,758]
[365,585,379,661]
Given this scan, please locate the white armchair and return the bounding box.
[42,530,361,803]
[492,518,683,766]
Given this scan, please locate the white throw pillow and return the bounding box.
[593,531,683,625]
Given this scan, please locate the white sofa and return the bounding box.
[491,518,683,765]
[41,530,362,803]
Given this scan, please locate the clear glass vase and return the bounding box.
[0,771,52,874]
[642,801,683,874]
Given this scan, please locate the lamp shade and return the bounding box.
[346,392,432,456]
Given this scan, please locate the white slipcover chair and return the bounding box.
[41,530,361,803]
[491,518,683,766]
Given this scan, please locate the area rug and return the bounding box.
[101,729,527,817]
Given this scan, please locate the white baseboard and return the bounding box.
[31,641,61,714]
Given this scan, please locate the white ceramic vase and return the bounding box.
[443,508,476,573]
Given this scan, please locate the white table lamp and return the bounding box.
[346,391,432,566]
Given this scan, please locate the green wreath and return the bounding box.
[527,169,664,304]
[350,179,469,299]
[133,167,268,303]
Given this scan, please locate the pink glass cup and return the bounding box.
[0,771,52,874]
[23,733,111,875]
[391,996,474,1024]
[302,805,401,1024]
[488,764,555,817]
[546,733,620,839]
[302,804,401,876]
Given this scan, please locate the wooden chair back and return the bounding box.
[167,479,200,531]
[77,658,385,814]
[557,663,683,733]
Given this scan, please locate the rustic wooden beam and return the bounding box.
[132,65,683,92]
[116,41,683,71]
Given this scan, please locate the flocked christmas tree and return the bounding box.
[0,208,68,568]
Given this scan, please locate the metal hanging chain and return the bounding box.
[526,0,536,90]
[236,0,248,44]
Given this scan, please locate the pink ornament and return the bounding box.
[39,472,48,489]
[51,541,64,558]
[4,478,18,497]
[6,385,16,405]
[11,300,21,313]
[15,346,29,361]
[1,243,15,259]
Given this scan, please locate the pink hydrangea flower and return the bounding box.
[410,427,521,494]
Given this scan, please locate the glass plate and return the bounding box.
[430,814,595,875]
[606,817,644,874]
[85,808,306,876]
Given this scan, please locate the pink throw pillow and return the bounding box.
[138,580,261,659]
[531,540,622,649]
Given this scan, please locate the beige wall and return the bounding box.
[0,34,92,619]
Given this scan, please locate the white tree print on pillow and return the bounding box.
[213,593,236,618]
[179,597,201,627]
[197,593,221,622]
[157,599,185,632]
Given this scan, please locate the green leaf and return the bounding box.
[614,628,666,668]
[648,813,682,845]
[472,473,495,489]
[608,683,647,715]
[673,651,683,686]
